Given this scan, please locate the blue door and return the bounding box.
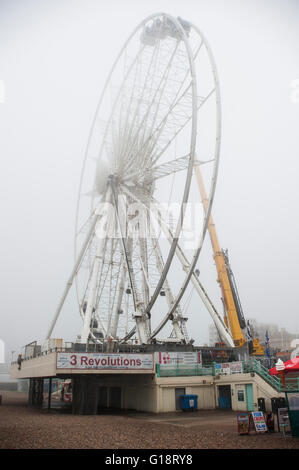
[218,385,232,409]
[245,384,254,411]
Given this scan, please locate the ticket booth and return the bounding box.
[285,391,299,437]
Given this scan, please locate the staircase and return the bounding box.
[245,359,299,392]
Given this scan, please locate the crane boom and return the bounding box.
[194,159,265,355]
[222,248,246,329]
[194,160,245,347]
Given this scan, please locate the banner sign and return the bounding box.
[56,352,154,371]
[155,351,202,367]
[215,361,243,375]
[251,411,267,432]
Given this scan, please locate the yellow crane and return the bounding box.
[194,159,265,355]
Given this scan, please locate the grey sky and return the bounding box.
[0,0,298,361]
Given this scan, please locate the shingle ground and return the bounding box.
[0,390,299,449]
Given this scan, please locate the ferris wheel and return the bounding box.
[47,13,234,349]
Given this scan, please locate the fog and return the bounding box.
[0,0,298,361]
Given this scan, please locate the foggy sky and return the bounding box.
[0,0,298,361]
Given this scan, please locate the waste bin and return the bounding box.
[180,394,198,411]
[271,397,280,413]
[258,397,266,412]
[278,397,286,408]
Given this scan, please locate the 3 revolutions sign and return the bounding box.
[56,352,154,371]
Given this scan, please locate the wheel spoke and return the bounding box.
[122,40,181,176]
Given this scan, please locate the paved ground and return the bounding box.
[0,390,299,449]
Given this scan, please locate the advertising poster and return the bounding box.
[251,411,267,433]
[155,351,202,368]
[215,361,243,375]
[237,412,250,435]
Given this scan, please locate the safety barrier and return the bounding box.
[156,364,213,377]
[156,359,299,392]
[245,359,299,392]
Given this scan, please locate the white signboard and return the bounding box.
[155,351,202,367]
[229,361,243,374]
[215,361,243,375]
[57,352,154,370]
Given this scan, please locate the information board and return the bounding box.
[278,408,290,427]
[251,411,267,433]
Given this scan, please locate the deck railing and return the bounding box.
[245,359,299,392]
[156,359,299,392]
[12,350,299,393]
[156,364,214,377]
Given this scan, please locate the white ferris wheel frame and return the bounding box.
[46,12,234,348]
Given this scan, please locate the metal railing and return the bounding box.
[156,359,299,392]
[11,347,73,364]
[245,359,299,392]
[156,364,214,377]
[11,349,299,392]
